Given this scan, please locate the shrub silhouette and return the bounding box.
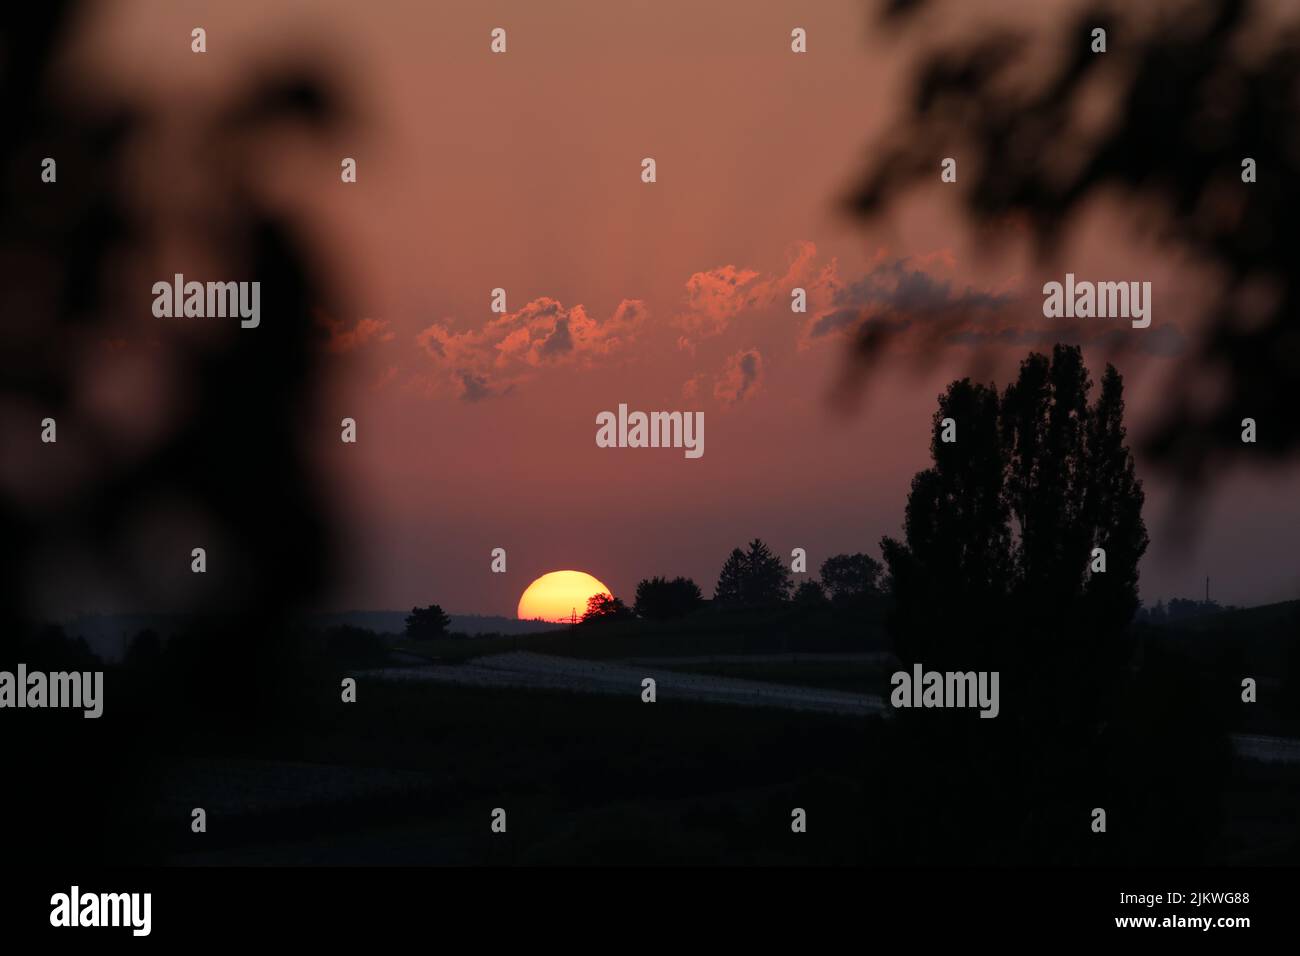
[633,576,704,620]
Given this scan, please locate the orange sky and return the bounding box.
[44,0,1300,616]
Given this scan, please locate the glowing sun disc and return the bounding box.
[517,570,612,622]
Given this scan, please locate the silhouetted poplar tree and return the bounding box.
[882,345,1148,733]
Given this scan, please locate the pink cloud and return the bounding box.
[416,296,648,400]
[675,240,828,346]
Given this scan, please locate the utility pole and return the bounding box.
[1206,575,1210,604]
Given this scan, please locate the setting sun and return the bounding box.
[517,570,612,623]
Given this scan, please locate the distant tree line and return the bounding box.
[1136,598,1237,626]
[574,541,887,624]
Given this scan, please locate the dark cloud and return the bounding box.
[538,317,574,358]
[714,348,764,406]
[835,258,1010,314]
[806,256,1015,344]
[458,371,495,402]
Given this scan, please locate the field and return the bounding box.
[88,599,1300,865]
[159,680,878,865]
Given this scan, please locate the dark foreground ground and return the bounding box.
[12,600,1300,865]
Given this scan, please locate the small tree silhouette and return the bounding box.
[404,605,451,641]
[582,592,632,622]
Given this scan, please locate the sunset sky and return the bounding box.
[43,0,1300,618]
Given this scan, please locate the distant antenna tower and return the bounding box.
[570,607,577,625]
[1206,575,1210,604]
